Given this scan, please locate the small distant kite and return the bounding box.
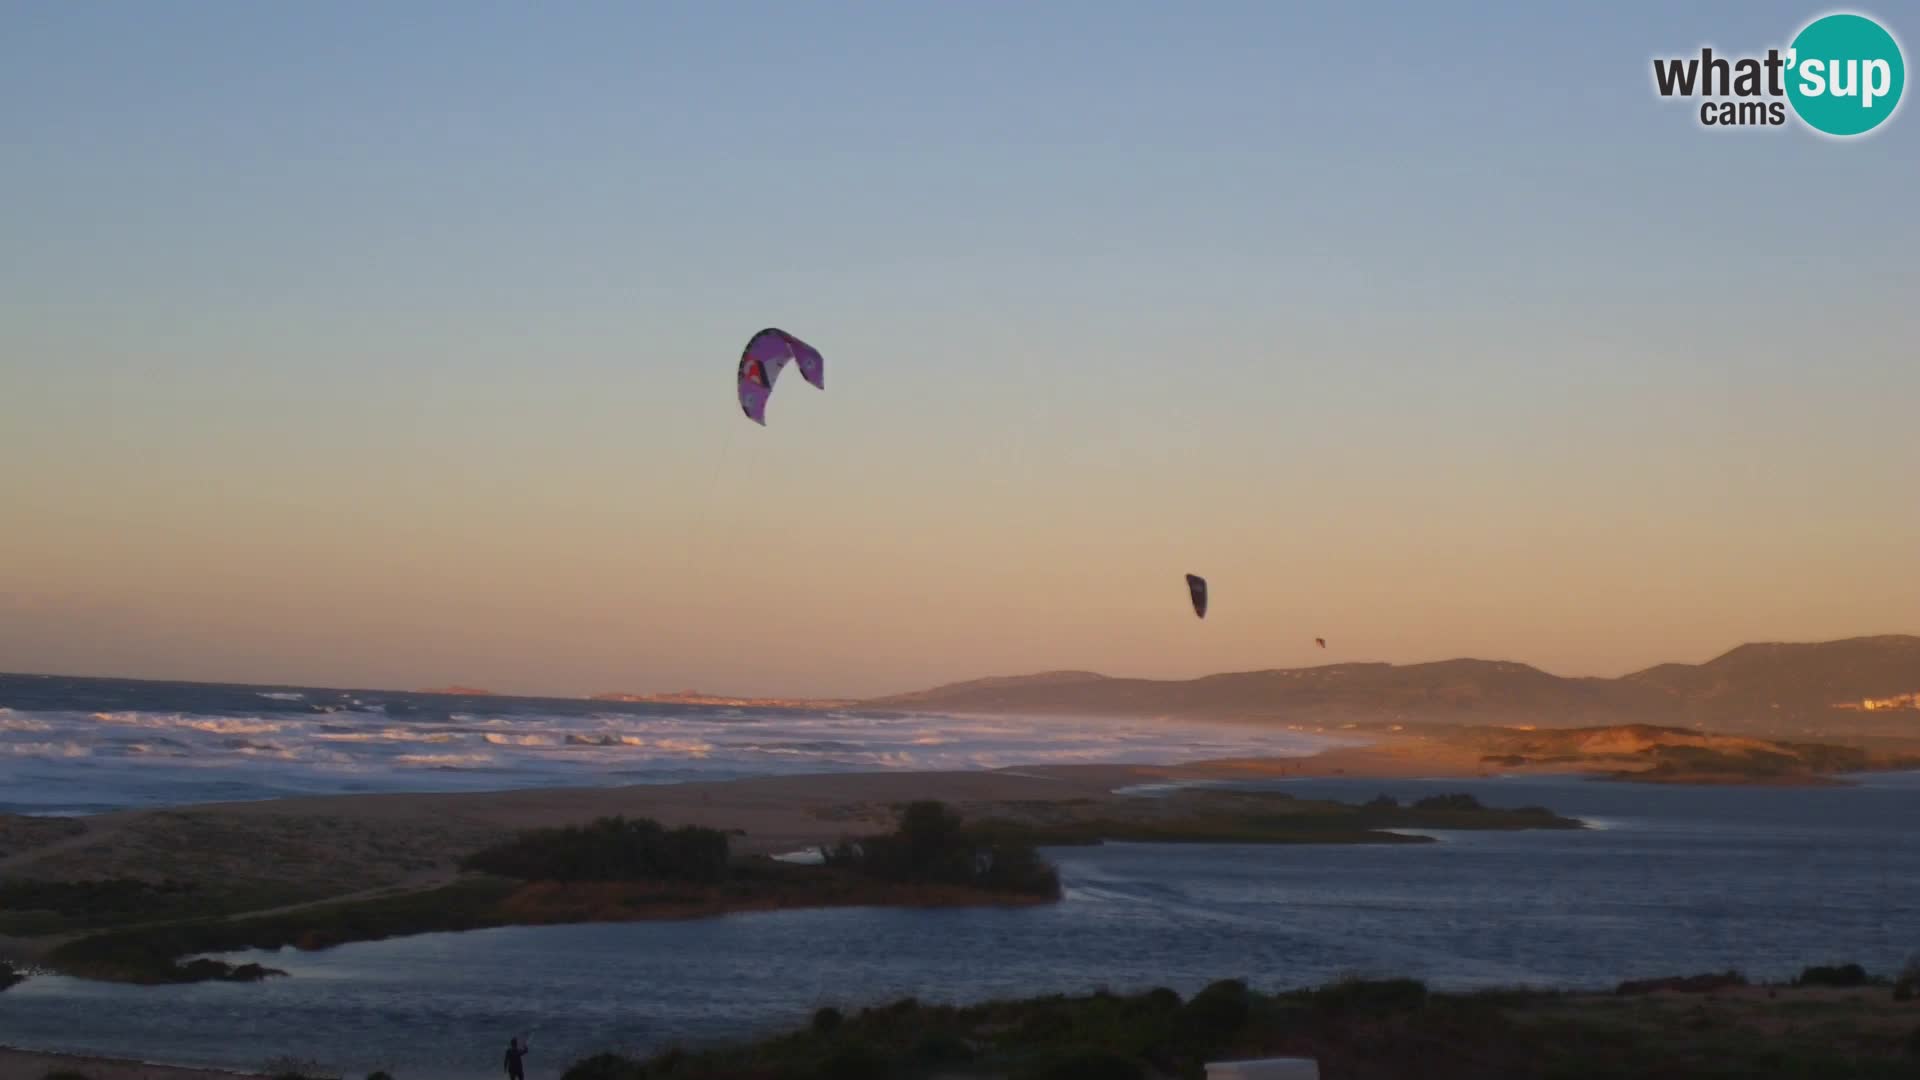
[737,328,824,425]
[1185,574,1207,619]
[1315,637,1327,649]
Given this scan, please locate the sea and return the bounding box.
[2,673,1917,1080]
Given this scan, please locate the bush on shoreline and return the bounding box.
[823,801,1061,898]
[1895,956,1920,1001]
[1795,962,1872,988]
[461,816,732,884]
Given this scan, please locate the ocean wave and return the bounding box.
[651,738,713,757]
[314,728,459,744]
[483,733,561,747]
[393,752,498,768]
[0,699,1340,814]
[5,741,92,757]
[565,734,648,747]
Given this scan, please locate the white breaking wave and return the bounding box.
[0,701,1339,814]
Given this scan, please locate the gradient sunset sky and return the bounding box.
[3,2,1916,698]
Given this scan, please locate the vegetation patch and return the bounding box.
[46,803,1061,984]
[823,800,1062,897]
[973,790,1582,847]
[1795,962,1875,988]
[461,817,733,884]
[1616,971,1748,995]
[553,969,1920,1080]
[0,877,309,936]
[0,814,87,859]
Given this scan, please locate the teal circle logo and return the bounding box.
[1786,13,1905,136]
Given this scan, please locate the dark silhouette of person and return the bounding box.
[505,1036,528,1080]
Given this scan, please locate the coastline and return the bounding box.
[3,734,1906,977]
[0,736,1571,973]
[1,732,1894,903]
[3,741,1916,1078]
[10,976,1919,1080]
[0,1045,267,1080]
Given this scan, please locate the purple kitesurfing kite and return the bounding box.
[737,328,824,425]
[1185,574,1207,619]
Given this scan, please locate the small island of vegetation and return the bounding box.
[966,788,1583,847]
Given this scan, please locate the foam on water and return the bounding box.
[0,694,1336,814]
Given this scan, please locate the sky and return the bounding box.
[2,1,1917,698]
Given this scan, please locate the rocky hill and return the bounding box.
[860,637,1920,737]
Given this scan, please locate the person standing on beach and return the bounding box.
[505,1036,528,1080]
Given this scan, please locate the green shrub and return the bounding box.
[560,1053,647,1080]
[1313,976,1429,1015]
[1893,956,1919,1001]
[1793,963,1870,988]
[1615,971,1745,995]
[1016,1002,1078,1041]
[1140,986,1182,1012]
[910,1031,974,1064]
[825,800,1061,897]
[811,1006,843,1034]
[811,1042,889,1080]
[1178,979,1251,1045]
[461,816,730,884]
[1014,1047,1146,1080]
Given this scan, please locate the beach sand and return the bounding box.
[0,1046,265,1080]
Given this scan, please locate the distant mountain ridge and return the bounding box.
[858,636,1920,737]
[590,690,859,709]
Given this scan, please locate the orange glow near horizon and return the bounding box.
[3,8,1917,699]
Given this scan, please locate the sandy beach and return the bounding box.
[0,1046,266,1080]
